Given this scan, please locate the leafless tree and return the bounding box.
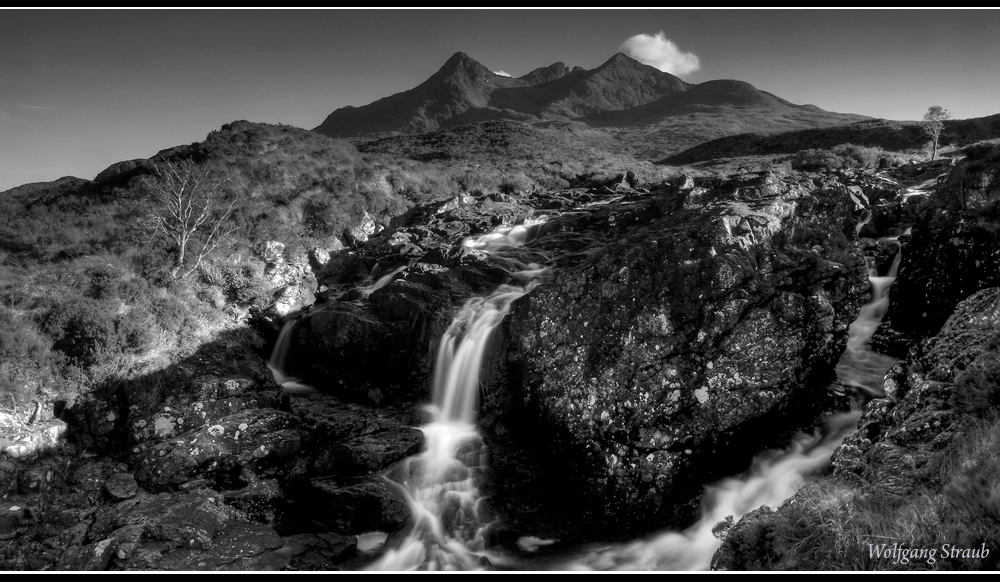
[922,106,951,162]
[138,156,239,279]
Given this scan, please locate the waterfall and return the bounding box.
[267,320,317,395]
[833,241,903,400]
[359,265,408,298]
[371,219,549,571]
[365,214,902,570]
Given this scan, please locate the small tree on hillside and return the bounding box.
[138,156,239,279]
[922,105,951,161]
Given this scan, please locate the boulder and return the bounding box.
[488,171,868,531]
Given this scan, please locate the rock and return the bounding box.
[105,473,139,501]
[322,426,424,475]
[0,501,32,540]
[346,211,378,245]
[131,408,302,491]
[488,171,868,531]
[280,532,357,571]
[56,538,117,571]
[0,459,18,496]
[305,477,410,534]
[889,155,1000,336]
[271,283,317,317]
[152,523,286,571]
[309,247,332,270]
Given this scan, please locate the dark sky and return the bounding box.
[2,9,998,191]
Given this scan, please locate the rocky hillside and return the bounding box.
[663,115,1000,166]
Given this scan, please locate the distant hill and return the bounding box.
[314,52,868,159]
[661,114,1000,165]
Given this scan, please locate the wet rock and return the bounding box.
[280,532,357,571]
[323,426,424,475]
[305,477,410,534]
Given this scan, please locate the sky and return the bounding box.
[2,8,998,192]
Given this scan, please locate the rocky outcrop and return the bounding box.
[890,151,1000,337]
[833,287,1000,491]
[0,327,420,570]
[483,171,869,532]
[712,287,1000,571]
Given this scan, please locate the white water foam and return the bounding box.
[370,219,549,571]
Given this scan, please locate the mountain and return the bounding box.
[314,52,868,158]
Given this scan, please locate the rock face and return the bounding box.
[488,171,868,531]
[834,287,1000,491]
[890,151,1000,336]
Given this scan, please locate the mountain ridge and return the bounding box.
[313,51,868,157]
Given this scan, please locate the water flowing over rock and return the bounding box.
[712,287,1000,571]
[281,171,873,537]
[371,220,550,570]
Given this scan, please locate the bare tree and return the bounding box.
[138,156,239,279]
[922,106,951,162]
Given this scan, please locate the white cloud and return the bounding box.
[620,32,700,77]
[493,70,511,77]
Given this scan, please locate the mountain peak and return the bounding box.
[600,52,643,68]
[445,51,477,66]
[436,51,493,80]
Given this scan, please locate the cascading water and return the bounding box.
[834,244,903,400]
[370,218,549,571]
[359,265,409,298]
[551,411,861,571]
[366,209,905,571]
[267,320,317,395]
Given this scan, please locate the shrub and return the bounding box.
[41,298,120,368]
[40,297,156,369]
[964,143,1000,163]
[791,144,895,172]
[219,261,271,308]
[0,307,55,406]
